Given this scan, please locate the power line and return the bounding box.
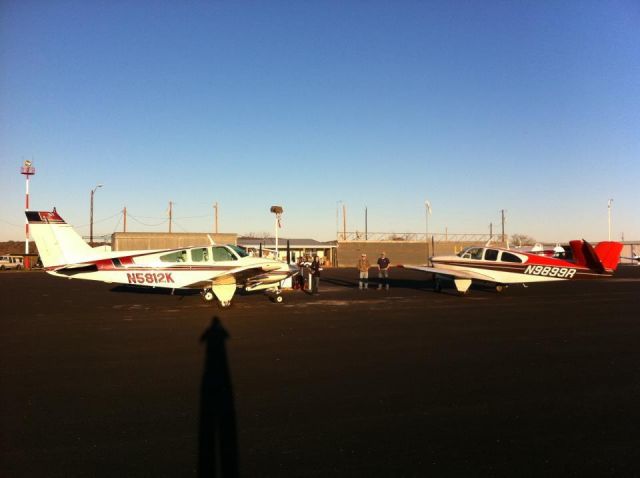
[75,211,122,228]
[0,218,23,228]
[128,214,169,227]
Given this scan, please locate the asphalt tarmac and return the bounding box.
[1,267,639,477]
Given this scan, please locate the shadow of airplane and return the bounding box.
[198,317,239,477]
[109,284,200,297]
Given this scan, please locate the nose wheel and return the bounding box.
[201,288,215,303]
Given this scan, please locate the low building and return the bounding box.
[237,237,337,266]
[111,232,237,251]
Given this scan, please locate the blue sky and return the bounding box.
[1,1,638,242]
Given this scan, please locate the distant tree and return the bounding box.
[511,234,537,246]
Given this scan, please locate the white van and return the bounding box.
[0,255,24,270]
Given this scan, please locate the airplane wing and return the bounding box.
[399,265,497,282]
[185,262,290,289]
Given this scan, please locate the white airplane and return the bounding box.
[27,209,299,306]
[621,251,640,264]
[400,240,623,295]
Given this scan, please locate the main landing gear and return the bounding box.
[266,289,284,303]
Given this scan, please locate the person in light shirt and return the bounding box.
[357,253,370,290]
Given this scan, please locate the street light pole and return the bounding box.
[270,206,283,259]
[424,200,432,262]
[90,184,103,246]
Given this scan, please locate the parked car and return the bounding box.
[0,255,24,270]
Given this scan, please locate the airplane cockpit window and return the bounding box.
[484,249,499,261]
[501,252,523,263]
[461,247,484,260]
[191,247,210,262]
[457,248,468,258]
[160,250,188,262]
[228,245,249,258]
[212,246,238,262]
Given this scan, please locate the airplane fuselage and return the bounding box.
[48,247,294,291]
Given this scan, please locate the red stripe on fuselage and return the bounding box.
[520,253,581,268]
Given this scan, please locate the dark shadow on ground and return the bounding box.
[320,277,358,288]
[321,276,434,292]
[110,284,199,297]
[198,316,239,478]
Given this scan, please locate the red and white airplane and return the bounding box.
[401,240,623,294]
[27,209,298,306]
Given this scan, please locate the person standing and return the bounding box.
[377,252,390,290]
[357,253,370,290]
[310,256,321,294]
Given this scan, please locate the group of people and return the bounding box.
[357,252,390,290]
[295,252,391,294]
[295,255,322,294]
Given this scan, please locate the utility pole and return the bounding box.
[168,201,173,233]
[490,222,493,241]
[425,200,432,261]
[336,200,342,241]
[608,198,613,241]
[214,202,219,234]
[123,207,127,233]
[365,206,368,241]
[342,203,347,241]
[500,209,506,243]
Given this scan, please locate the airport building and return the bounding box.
[111,232,237,251]
[236,237,337,265]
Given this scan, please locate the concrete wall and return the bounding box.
[336,241,501,267]
[112,232,237,251]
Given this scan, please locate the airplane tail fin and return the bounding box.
[593,241,623,272]
[569,239,622,274]
[26,210,94,268]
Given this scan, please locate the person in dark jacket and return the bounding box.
[310,256,322,294]
[377,252,391,290]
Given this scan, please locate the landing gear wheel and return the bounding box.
[200,289,215,303]
[268,290,284,303]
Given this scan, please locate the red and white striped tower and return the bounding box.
[20,160,36,269]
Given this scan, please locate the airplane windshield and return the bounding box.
[228,244,249,258]
[457,247,471,258]
[458,247,483,260]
